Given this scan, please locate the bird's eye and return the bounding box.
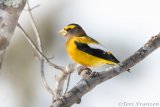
[67,28,71,31]
[66,28,71,31]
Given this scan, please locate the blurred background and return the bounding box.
[0,0,160,107]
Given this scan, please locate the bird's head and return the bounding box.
[59,23,86,39]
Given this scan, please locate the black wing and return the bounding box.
[74,41,120,63]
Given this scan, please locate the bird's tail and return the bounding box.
[106,52,120,64]
[106,52,131,72]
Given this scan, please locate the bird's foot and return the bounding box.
[77,66,92,79]
[77,66,99,79]
[77,66,92,75]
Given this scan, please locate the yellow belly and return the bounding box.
[66,37,116,67]
[68,48,107,67]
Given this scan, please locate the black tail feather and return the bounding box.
[107,53,120,63]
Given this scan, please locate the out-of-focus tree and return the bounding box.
[0,0,27,68]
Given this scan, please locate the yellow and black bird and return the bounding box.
[59,23,120,69]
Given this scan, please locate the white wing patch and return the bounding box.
[88,43,108,52]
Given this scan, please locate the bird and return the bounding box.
[59,23,121,71]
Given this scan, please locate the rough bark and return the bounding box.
[51,33,160,107]
[0,0,26,69]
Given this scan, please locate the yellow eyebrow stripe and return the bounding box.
[64,25,76,30]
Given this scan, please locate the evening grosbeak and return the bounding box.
[58,23,123,70]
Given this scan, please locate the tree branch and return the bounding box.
[0,0,27,69]
[50,33,160,107]
[53,63,77,100]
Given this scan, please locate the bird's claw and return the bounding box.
[77,66,92,75]
[77,66,99,79]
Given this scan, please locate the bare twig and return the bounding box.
[64,73,71,95]
[17,23,65,72]
[26,1,54,95]
[26,1,41,49]
[31,4,40,11]
[51,33,160,107]
[39,58,54,95]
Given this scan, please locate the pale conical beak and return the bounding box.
[58,29,67,36]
